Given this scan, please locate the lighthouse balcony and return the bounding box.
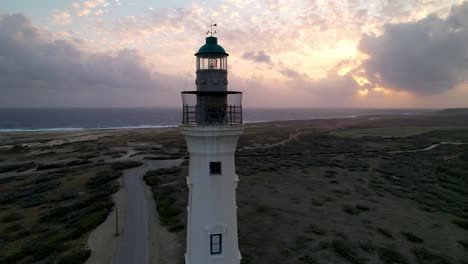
[181,91,243,125]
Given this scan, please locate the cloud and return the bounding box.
[242,50,272,64]
[49,11,72,25]
[74,0,108,17]
[358,2,468,95]
[77,9,91,17]
[276,62,361,105]
[83,0,107,9]
[0,13,179,107]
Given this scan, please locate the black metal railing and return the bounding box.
[182,104,243,125]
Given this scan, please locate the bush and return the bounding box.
[37,162,66,171]
[1,212,23,223]
[86,171,122,190]
[19,239,67,261]
[331,240,363,264]
[57,250,91,264]
[66,160,92,167]
[377,228,394,239]
[400,232,424,243]
[412,247,452,264]
[452,219,468,230]
[343,205,360,215]
[299,255,319,264]
[378,246,408,264]
[111,161,143,170]
[0,162,35,173]
[459,240,468,251]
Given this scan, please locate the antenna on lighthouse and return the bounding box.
[207,21,217,36]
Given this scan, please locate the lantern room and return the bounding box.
[181,34,242,125]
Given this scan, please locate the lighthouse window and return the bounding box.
[210,234,222,255]
[198,57,227,70]
[209,161,222,175]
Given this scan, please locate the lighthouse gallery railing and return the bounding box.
[181,91,243,125]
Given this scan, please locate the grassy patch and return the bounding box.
[458,240,468,251]
[0,162,36,173]
[400,232,424,243]
[412,247,452,264]
[299,255,319,264]
[0,164,118,263]
[378,246,408,264]
[331,240,365,264]
[143,166,187,233]
[111,161,143,170]
[305,224,327,236]
[57,250,91,264]
[377,228,394,239]
[452,219,468,230]
[1,212,23,223]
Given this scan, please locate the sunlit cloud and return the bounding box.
[49,11,72,25]
[0,0,466,108]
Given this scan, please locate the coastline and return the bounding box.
[0,108,437,133]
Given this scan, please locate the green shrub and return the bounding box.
[459,240,468,251]
[343,205,360,215]
[400,232,424,243]
[305,224,327,236]
[86,171,122,190]
[452,219,468,230]
[1,212,23,222]
[36,162,66,170]
[377,228,394,239]
[299,255,319,264]
[66,160,92,167]
[111,161,143,170]
[57,250,91,264]
[412,247,452,264]
[0,162,35,173]
[378,246,408,264]
[19,239,67,261]
[331,240,363,264]
[359,241,376,252]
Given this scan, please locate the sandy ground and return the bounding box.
[85,178,127,264]
[86,160,182,264]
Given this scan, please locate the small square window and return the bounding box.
[210,162,222,175]
[210,234,222,255]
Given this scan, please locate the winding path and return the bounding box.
[116,166,150,264]
[387,142,466,154]
[116,159,182,264]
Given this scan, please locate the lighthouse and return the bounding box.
[180,26,243,264]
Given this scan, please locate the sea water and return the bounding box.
[0,108,435,132]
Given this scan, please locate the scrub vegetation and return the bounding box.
[144,113,468,264]
[1,113,467,264]
[0,131,144,264]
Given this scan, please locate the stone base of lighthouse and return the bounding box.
[180,125,244,264]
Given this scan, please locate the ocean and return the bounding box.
[0,108,436,132]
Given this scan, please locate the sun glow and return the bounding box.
[353,75,370,86]
[359,89,369,96]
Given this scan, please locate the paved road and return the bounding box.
[116,166,150,264]
[115,159,183,264]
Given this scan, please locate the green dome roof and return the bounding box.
[195,36,229,56]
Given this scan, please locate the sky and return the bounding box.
[0,0,467,108]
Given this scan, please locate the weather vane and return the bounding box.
[206,21,217,36]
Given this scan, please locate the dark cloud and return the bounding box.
[0,13,179,107]
[358,2,468,95]
[242,50,272,64]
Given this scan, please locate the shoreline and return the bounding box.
[0,111,436,134]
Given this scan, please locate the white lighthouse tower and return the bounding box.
[180,26,243,264]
